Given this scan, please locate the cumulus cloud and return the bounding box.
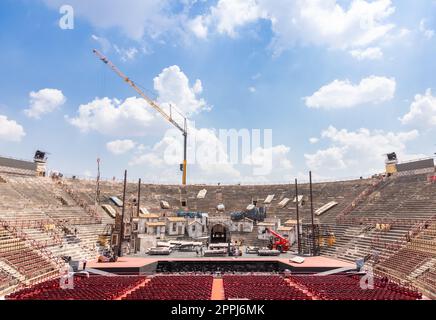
[243,144,293,180]
[106,139,136,154]
[24,88,66,119]
[154,65,210,117]
[129,127,241,182]
[208,0,264,38]
[190,0,397,56]
[350,47,383,60]
[400,89,436,128]
[0,115,26,142]
[67,97,157,136]
[128,124,295,183]
[304,76,396,109]
[305,126,421,178]
[187,16,209,39]
[67,65,209,136]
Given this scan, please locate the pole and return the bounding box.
[295,178,301,255]
[95,158,101,210]
[309,171,316,255]
[137,178,141,217]
[118,170,127,257]
[182,130,187,186]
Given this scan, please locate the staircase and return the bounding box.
[408,258,435,280]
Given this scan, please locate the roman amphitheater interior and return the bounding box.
[0,153,435,300]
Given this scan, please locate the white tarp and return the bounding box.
[315,201,338,216]
[264,194,275,204]
[160,200,170,209]
[278,198,290,208]
[246,204,255,210]
[101,204,116,218]
[293,195,304,203]
[109,196,123,207]
[290,256,305,264]
[197,189,207,199]
[139,207,149,215]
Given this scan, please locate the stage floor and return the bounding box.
[88,255,354,270]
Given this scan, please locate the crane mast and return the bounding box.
[93,49,188,185]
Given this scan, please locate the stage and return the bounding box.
[88,255,355,275]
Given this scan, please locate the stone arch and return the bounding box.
[210,224,230,243]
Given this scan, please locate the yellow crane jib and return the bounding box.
[93,49,188,185]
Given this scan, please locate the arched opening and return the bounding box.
[210,224,229,243]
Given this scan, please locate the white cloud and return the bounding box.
[209,0,264,38]
[187,15,209,39]
[24,88,66,119]
[304,76,396,109]
[400,89,436,128]
[106,139,136,155]
[129,127,241,182]
[129,125,295,183]
[306,147,347,171]
[67,97,157,136]
[0,115,26,142]
[191,0,397,56]
[309,137,319,144]
[113,45,139,62]
[305,126,421,177]
[67,65,209,136]
[91,34,111,53]
[44,0,176,41]
[419,19,434,39]
[242,144,293,181]
[154,65,210,117]
[350,47,383,60]
[83,170,93,178]
[248,86,256,93]
[92,35,144,62]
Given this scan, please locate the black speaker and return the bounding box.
[387,152,397,161]
[34,150,46,160]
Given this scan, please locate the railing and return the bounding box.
[370,215,436,267]
[339,216,433,226]
[57,182,102,224]
[59,172,379,186]
[0,219,64,269]
[336,176,387,222]
[3,219,63,245]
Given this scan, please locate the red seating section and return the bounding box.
[123,275,213,300]
[223,275,311,300]
[6,273,422,300]
[290,274,421,300]
[6,275,145,300]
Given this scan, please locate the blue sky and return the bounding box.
[0,0,435,183]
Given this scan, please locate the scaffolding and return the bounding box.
[300,224,321,256]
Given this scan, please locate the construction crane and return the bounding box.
[93,49,188,185]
